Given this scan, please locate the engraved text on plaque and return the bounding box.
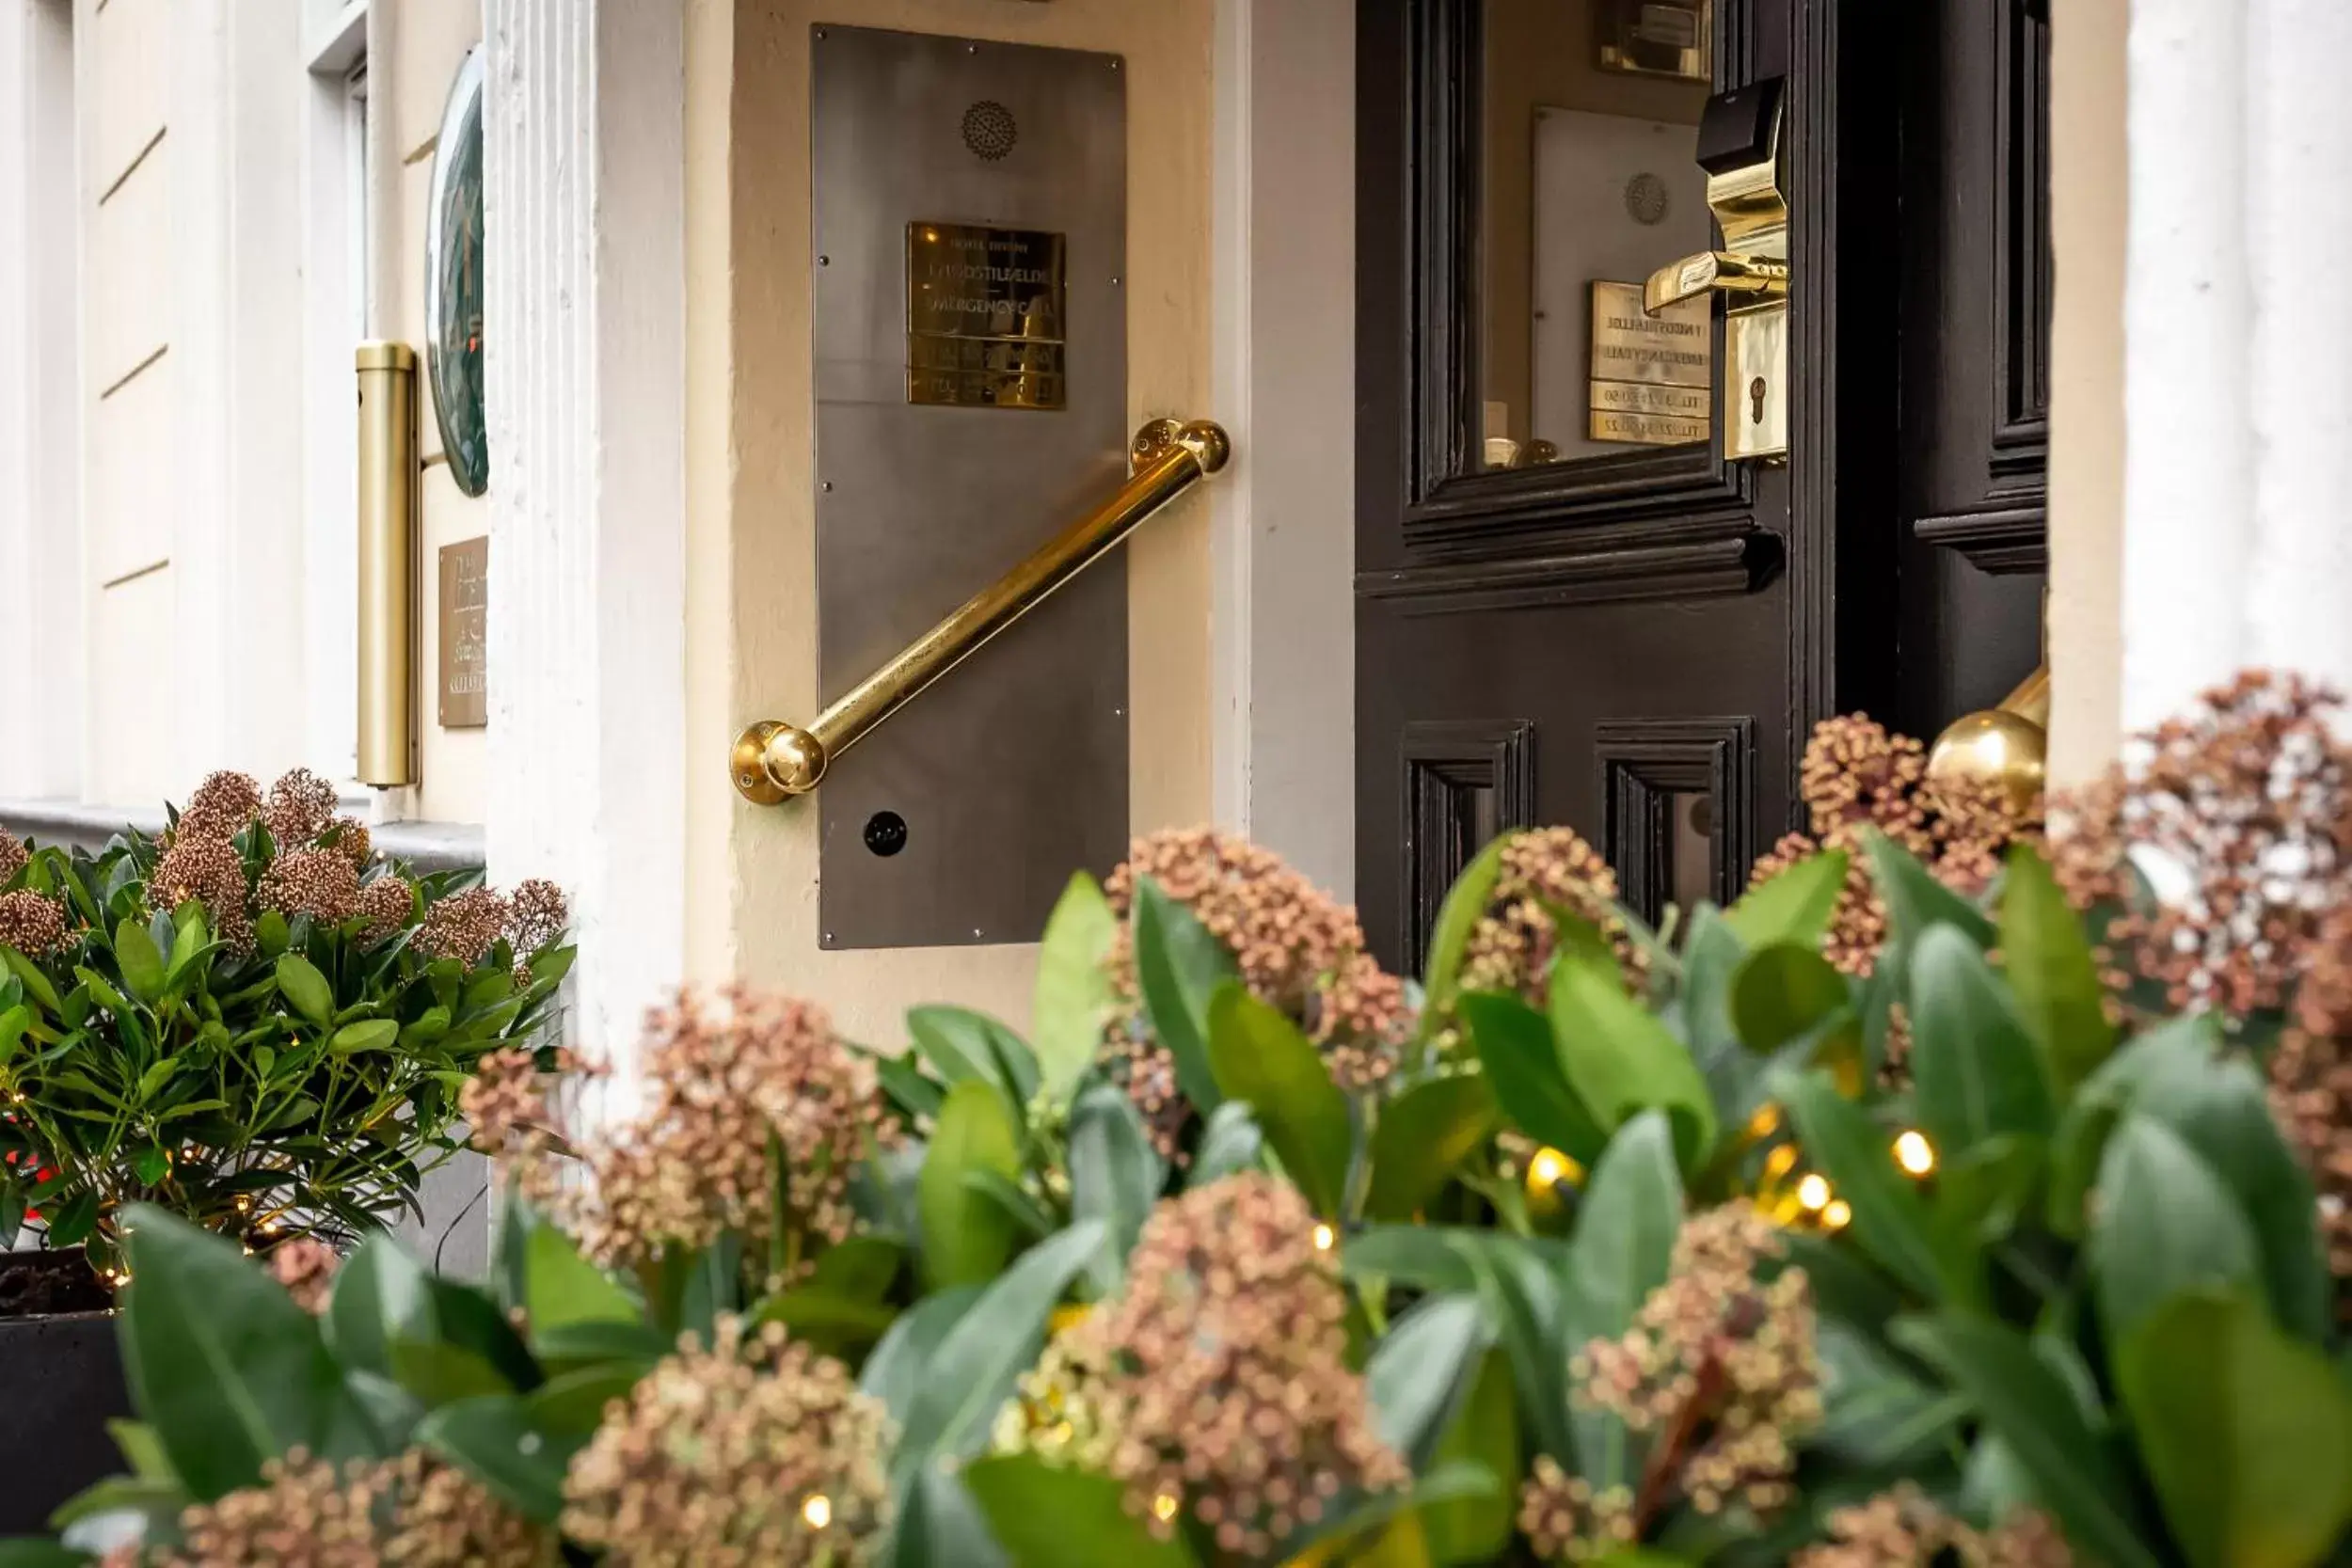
[906,221,1069,410]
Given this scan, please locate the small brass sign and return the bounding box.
[1589,280,1711,446]
[906,221,1068,410]
[437,536,488,728]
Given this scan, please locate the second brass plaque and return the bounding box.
[1589,280,1711,447]
[907,222,1068,410]
[437,536,488,729]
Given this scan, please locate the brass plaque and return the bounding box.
[437,536,487,728]
[907,222,1068,409]
[1590,280,1711,447]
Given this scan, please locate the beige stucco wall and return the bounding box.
[2046,0,2126,784]
[57,0,489,822]
[682,0,1214,1037]
[79,0,175,806]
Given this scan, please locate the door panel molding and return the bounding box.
[1357,530,1780,615]
[1396,718,1537,969]
[1595,715,1756,924]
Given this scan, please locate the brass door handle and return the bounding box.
[731,418,1232,805]
[1644,250,1789,315]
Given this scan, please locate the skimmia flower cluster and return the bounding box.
[468,988,893,1278]
[1099,829,1409,1155]
[1752,716,2041,978]
[1037,1174,1408,1558]
[561,1317,895,1567]
[2048,671,2351,1020]
[151,1448,549,1568]
[1527,1205,1820,1557]
[1790,1485,2074,1568]
[1457,826,1644,1006]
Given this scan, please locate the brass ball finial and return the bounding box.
[730,721,828,804]
[1925,708,2046,816]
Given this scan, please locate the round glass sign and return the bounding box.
[425,47,488,497]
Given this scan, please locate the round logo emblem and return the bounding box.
[1625,171,1672,227]
[961,100,1019,162]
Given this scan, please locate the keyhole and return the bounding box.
[1748,377,1769,425]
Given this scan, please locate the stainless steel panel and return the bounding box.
[811,25,1129,950]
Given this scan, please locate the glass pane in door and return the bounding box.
[1479,0,1716,470]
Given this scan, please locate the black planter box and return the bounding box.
[0,1312,133,1534]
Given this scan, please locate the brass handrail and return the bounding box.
[731,417,1232,804]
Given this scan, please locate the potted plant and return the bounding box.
[0,768,571,1533]
[9,678,2346,1565]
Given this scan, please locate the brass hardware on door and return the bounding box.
[731,418,1231,805]
[1644,78,1790,464]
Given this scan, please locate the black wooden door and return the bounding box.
[1355,0,2046,969]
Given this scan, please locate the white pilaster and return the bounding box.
[2121,0,2352,724]
[483,0,688,1070]
[1209,0,1357,895]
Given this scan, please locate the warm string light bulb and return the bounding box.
[1795,1173,1833,1212]
[1893,1130,1937,1177]
[1820,1199,1852,1231]
[1311,1223,1336,1252]
[1526,1147,1582,1190]
[1152,1494,1181,1524]
[801,1494,832,1530]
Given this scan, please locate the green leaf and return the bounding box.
[961,1167,1057,1240]
[1422,1349,1518,1565]
[0,1003,28,1069]
[2119,1289,2352,1568]
[2122,1044,2333,1346]
[45,1188,100,1248]
[917,1079,1026,1288]
[1130,876,1234,1115]
[963,1453,1201,1568]
[1366,1071,1500,1222]
[1189,1101,1264,1186]
[524,1220,642,1336]
[520,1364,641,1441]
[860,1285,983,1425]
[907,1006,1038,1116]
[274,954,334,1030]
[1893,1313,2162,1568]
[1204,983,1352,1217]
[2090,1115,2261,1354]
[326,1235,436,1381]
[1773,1069,1946,1298]
[1067,1083,1164,1292]
[0,1543,95,1566]
[1460,990,1605,1165]
[118,1205,373,1500]
[111,918,165,1003]
[1812,1319,1967,1466]
[1560,1111,1683,1487]
[1907,925,2056,1154]
[2,945,62,1014]
[416,1394,573,1524]
[1032,873,1119,1105]
[256,910,291,957]
[1722,847,1850,949]
[330,1019,399,1054]
[1865,830,1996,948]
[1423,833,1512,1022]
[894,1220,1106,1470]
[131,1144,170,1186]
[895,1464,1012,1568]
[104,1418,178,1485]
[1549,957,1716,1171]
[1728,942,1851,1053]
[1368,1295,1492,1468]
[1998,846,2116,1093]
[1284,1461,1501,1563]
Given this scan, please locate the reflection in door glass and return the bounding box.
[1668,790,1716,914]
[1479,0,1715,470]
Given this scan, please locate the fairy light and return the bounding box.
[1821,1199,1852,1231]
[1763,1143,1801,1180]
[1311,1223,1335,1253]
[1152,1494,1180,1524]
[1526,1147,1583,1192]
[1893,1130,1936,1177]
[1796,1173,1833,1212]
[1745,1103,1781,1140]
[801,1495,833,1530]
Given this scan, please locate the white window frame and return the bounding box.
[298,1,370,787]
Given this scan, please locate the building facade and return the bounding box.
[0,0,2337,1090]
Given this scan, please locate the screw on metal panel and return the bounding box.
[967,42,978,53]
[815,28,826,40]
[973,927,984,939]
[822,481,834,492]
[818,255,831,267]
[1110,59,1120,71]
[823,932,834,943]
[1110,277,1122,287]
